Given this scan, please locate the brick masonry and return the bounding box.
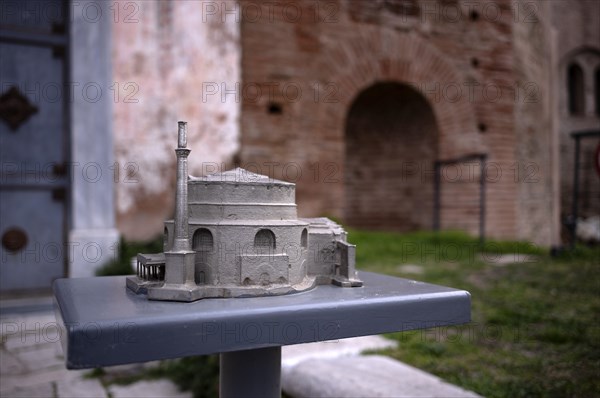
[552,1,600,239]
[238,0,599,246]
[112,0,600,247]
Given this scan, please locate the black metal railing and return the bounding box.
[433,154,487,245]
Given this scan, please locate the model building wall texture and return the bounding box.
[126,141,363,302]
[112,0,600,247]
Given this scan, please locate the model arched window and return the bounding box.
[193,228,213,251]
[254,229,276,250]
[301,228,308,248]
[163,227,169,247]
[594,66,600,117]
[568,63,585,115]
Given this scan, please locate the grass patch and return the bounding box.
[85,357,219,398]
[95,236,163,276]
[349,229,599,398]
[154,356,220,397]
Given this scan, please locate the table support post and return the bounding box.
[220,346,281,398]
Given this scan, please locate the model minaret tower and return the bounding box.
[173,121,191,252]
[148,121,197,301]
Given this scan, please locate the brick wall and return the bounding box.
[240,0,527,241]
[109,0,598,246]
[438,159,484,236]
[511,0,556,245]
[552,0,600,239]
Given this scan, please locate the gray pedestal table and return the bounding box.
[53,271,471,397]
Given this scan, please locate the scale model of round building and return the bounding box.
[163,168,311,293]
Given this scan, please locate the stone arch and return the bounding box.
[320,28,482,161]
[560,46,600,66]
[303,27,484,221]
[344,82,439,230]
[314,28,482,229]
[559,46,600,116]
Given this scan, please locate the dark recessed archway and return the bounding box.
[344,82,439,231]
[567,63,585,115]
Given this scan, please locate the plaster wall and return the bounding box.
[112,1,241,240]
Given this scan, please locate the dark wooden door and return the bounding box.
[0,0,70,292]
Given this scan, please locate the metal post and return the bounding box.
[479,155,487,246]
[433,161,441,231]
[571,135,581,249]
[220,346,282,398]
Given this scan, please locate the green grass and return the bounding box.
[95,236,163,276]
[85,357,219,398]
[91,230,599,398]
[349,229,600,398]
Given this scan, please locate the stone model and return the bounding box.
[126,121,362,301]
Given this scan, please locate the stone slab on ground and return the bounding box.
[480,253,539,266]
[55,375,108,398]
[282,335,396,368]
[396,264,425,275]
[17,345,64,372]
[1,306,108,398]
[1,313,59,352]
[1,349,26,375]
[0,381,55,398]
[282,355,481,398]
[108,379,191,398]
[1,305,186,398]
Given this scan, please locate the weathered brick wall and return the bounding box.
[240,0,526,241]
[511,0,556,245]
[552,0,600,237]
[110,0,597,246]
[112,1,240,240]
[439,159,484,236]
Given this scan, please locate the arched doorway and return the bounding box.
[344,82,439,231]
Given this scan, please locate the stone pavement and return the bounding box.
[1,302,104,397]
[0,296,191,398]
[281,338,481,398]
[1,296,480,398]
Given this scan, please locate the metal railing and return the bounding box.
[433,154,487,245]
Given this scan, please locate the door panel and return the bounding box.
[0,190,65,290]
[1,0,66,34]
[0,0,69,292]
[1,43,65,167]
